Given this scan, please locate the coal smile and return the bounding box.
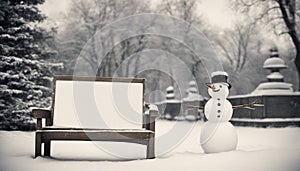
[213,89,220,92]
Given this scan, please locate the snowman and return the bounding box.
[200,71,238,153]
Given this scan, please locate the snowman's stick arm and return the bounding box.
[186,105,204,110]
[232,99,263,110]
[232,105,255,110]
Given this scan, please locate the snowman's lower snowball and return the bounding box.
[200,122,237,153]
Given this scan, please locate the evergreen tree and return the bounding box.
[0,0,62,130]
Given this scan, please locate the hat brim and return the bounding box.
[226,83,232,89]
[207,82,232,89]
[220,82,231,89]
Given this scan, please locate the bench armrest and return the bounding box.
[32,109,52,130]
[33,109,51,119]
[144,104,158,132]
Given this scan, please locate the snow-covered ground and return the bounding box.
[1,120,300,171]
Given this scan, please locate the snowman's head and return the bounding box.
[207,83,229,98]
[207,71,231,98]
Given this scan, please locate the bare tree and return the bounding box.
[214,21,260,72]
[57,0,148,76]
[158,0,205,76]
[237,0,300,90]
[160,0,199,24]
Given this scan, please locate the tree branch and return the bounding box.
[277,0,300,49]
[215,39,234,65]
[240,0,261,7]
[253,6,281,22]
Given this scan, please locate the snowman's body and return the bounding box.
[200,82,238,153]
[204,99,232,122]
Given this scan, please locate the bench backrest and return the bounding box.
[51,76,145,129]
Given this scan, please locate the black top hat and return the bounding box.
[211,71,232,89]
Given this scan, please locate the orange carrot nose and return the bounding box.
[205,83,216,90]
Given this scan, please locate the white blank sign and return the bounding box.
[53,80,143,129]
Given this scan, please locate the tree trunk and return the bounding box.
[277,0,300,90]
[289,38,300,91]
[295,49,300,91]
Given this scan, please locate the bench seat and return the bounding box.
[37,128,154,144]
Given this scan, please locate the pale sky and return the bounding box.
[38,0,288,51]
[39,0,235,29]
[198,0,235,28]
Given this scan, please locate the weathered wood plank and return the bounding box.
[41,127,153,132]
[35,132,42,158]
[53,75,145,83]
[40,131,152,145]
[33,109,51,118]
[44,141,51,156]
[146,134,155,159]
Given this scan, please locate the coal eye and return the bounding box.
[219,85,222,88]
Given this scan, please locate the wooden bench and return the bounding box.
[33,76,157,159]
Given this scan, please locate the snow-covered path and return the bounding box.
[1,121,300,171]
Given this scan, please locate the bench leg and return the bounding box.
[35,132,42,158]
[44,141,51,157]
[146,135,155,159]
